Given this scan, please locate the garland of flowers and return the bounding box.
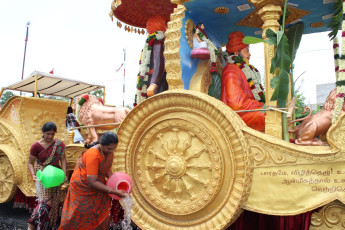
[134,31,165,106]
[333,37,340,77]
[75,94,89,126]
[332,2,345,124]
[224,53,265,103]
[196,28,219,72]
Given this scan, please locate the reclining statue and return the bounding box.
[288,88,345,146]
[74,94,130,144]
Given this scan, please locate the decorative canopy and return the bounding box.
[109,0,177,32]
[4,71,104,98]
[110,0,338,41]
[183,0,337,42]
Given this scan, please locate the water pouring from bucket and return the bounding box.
[107,172,133,200]
[36,165,65,188]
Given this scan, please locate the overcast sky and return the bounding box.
[0,0,338,106]
[0,0,145,106]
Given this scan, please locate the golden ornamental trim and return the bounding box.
[171,0,191,4]
[243,128,344,167]
[310,201,345,229]
[237,7,310,29]
[214,7,229,14]
[327,113,345,152]
[185,19,195,49]
[164,5,185,90]
[248,0,285,9]
[310,22,324,28]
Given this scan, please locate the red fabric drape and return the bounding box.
[13,189,38,211]
[227,210,312,230]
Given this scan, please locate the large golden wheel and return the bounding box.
[114,90,253,230]
[0,155,17,203]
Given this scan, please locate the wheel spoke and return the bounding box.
[0,157,15,202]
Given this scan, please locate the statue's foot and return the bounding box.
[295,138,326,146]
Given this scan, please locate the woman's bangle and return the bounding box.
[107,187,111,194]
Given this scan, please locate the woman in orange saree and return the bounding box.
[27,122,67,230]
[59,132,126,230]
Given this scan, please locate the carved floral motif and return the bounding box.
[244,129,344,167]
[250,145,297,166]
[310,201,345,229]
[135,119,222,215]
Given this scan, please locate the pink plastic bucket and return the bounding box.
[107,172,133,200]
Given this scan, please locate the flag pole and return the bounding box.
[21,21,30,81]
[123,48,126,107]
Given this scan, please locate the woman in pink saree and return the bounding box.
[27,122,67,230]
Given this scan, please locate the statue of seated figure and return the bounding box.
[190,23,210,59]
[221,31,266,132]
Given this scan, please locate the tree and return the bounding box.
[0,91,15,106]
[46,95,69,101]
[90,89,103,99]
[294,90,308,120]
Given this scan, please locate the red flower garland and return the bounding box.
[78,94,90,106]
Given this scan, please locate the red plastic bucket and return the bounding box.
[107,172,133,200]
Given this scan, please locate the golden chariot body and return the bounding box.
[1,0,345,229]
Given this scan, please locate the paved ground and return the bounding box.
[0,201,30,230]
[0,201,140,230]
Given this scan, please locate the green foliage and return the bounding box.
[286,23,304,64]
[90,89,103,98]
[243,32,275,46]
[270,75,280,88]
[266,29,277,45]
[280,0,289,30]
[294,90,307,119]
[242,36,266,44]
[328,0,343,40]
[278,7,290,26]
[267,0,304,108]
[268,31,291,107]
[47,95,69,101]
[0,91,15,106]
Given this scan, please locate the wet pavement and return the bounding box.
[0,201,140,230]
[0,201,30,230]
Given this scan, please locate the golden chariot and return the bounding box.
[0,0,345,229]
[0,71,105,202]
[109,0,345,229]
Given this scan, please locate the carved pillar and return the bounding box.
[258,4,283,138]
[164,5,186,90]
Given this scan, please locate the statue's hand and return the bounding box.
[146,84,157,97]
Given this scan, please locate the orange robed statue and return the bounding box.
[221,31,265,132]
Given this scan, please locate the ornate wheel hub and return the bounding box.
[137,120,223,215]
[166,155,186,178]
